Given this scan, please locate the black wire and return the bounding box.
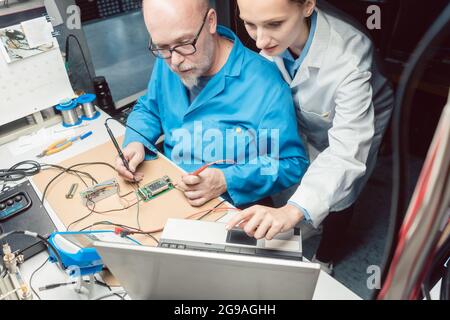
[86,200,139,215]
[384,0,403,58]
[197,200,227,221]
[0,231,63,271]
[38,277,120,295]
[67,201,96,231]
[105,118,158,157]
[40,162,117,203]
[65,34,93,83]
[41,163,98,187]
[377,4,450,299]
[119,190,135,198]
[79,221,159,244]
[0,161,41,191]
[79,221,141,232]
[29,258,49,300]
[94,274,125,300]
[421,235,450,300]
[136,198,141,230]
[441,262,449,300]
[133,184,141,230]
[0,161,97,194]
[0,266,7,278]
[116,201,228,243]
[61,171,140,229]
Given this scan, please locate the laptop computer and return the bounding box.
[94,241,320,300]
[159,219,302,260]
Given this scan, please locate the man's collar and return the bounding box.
[216,25,244,78]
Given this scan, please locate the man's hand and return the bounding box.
[225,204,304,240]
[178,168,227,207]
[115,142,145,182]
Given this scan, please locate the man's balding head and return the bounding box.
[143,0,209,41]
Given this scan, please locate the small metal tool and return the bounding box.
[65,183,79,199]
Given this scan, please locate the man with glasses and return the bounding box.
[117,0,309,208]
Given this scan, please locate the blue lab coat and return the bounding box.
[124,26,309,206]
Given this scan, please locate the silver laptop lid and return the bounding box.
[94,241,320,300]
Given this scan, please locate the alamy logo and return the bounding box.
[366,5,381,30]
[66,5,81,30]
[367,265,381,289]
[169,121,280,176]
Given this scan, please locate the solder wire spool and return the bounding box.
[56,99,82,127]
[77,93,100,121]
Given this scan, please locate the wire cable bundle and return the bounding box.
[0,161,41,191]
[379,90,450,299]
[377,3,450,300]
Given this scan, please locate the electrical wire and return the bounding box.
[85,199,139,215]
[136,197,141,230]
[93,274,126,300]
[41,163,98,187]
[67,200,96,231]
[197,199,227,220]
[420,234,450,300]
[79,221,159,245]
[377,3,450,299]
[66,182,140,231]
[0,161,41,191]
[0,266,7,279]
[441,262,449,300]
[92,290,127,300]
[119,204,236,237]
[40,161,118,203]
[65,34,93,83]
[29,258,49,300]
[105,118,158,157]
[38,276,122,298]
[0,231,63,271]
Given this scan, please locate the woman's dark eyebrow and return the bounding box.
[239,15,286,24]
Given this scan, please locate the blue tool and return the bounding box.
[47,230,140,276]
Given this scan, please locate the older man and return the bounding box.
[116,0,308,207]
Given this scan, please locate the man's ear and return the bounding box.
[208,9,218,34]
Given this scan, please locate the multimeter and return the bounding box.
[47,231,141,276]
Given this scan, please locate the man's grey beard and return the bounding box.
[180,74,200,89]
[178,36,215,89]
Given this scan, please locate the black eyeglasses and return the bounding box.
[149,10,209,59]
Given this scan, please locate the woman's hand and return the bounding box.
[226,204,304,240]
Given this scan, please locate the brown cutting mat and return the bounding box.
[31,137,228,247]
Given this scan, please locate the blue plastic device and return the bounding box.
[47,230,140,276]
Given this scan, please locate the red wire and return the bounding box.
[379,134,441,299]
[190,160,235,176]
[118,206,241,236]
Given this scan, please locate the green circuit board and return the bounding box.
[136,175,174,202]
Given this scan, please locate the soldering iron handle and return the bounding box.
[105,123,131,172]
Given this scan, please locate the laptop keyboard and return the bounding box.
[158,241,302,261]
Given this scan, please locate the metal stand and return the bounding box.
[74,274,96,300]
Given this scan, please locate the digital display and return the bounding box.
[226,229,257,246]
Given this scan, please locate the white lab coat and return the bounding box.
[264,7,394,228]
